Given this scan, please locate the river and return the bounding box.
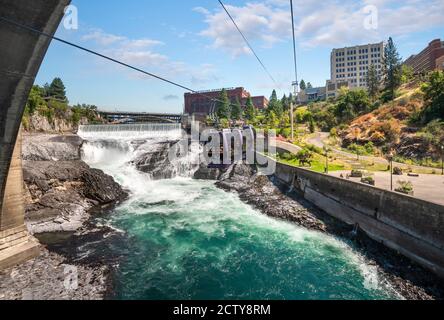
[79,127,398,300]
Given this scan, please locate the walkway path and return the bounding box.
[330,171,444,206]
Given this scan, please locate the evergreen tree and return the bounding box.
[281,94,290,111]
[383,37,402,100]
[231,97,243,121]
[216,89,231,120]
[366,64,380,101]
[299,80,306,91]
[245,96,256,122]
[48,77,67,101]
[267,90,283,118]
[306,82,313,89]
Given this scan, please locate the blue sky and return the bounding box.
[36,0,444,113]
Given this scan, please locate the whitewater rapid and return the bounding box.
[79,127,398,300]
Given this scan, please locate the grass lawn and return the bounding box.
[275,152,349,173]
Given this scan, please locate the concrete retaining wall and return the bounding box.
[257,153,444,278]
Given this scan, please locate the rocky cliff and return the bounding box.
[22,134,127,234]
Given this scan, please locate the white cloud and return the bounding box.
[197,0,444,54]
[81,29,220,87]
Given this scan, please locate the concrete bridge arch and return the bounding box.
[0,0,70,269]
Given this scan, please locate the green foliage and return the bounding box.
[72,104,99,124]
[295,149,313,167]
[366,64,380,100]
[216,89,231,120]
[299,79,306,90]
[47,77,67,102]
[231,97,243,121]
[383,37,402,100]
[23,78,100,129]
[244,96,256,122]
[25,85,46,115]
[267,90,283,118]
[361,176,375,186]
[401,65,414,84]
[334,88,370,122]
[421,70,444,122]
[395,181,414,194]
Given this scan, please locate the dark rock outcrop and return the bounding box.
[215,163,327,232]
[193,164,223,180]
[23,160,127,234]
[132,140,177,180]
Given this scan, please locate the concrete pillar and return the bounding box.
[0,0,71,270]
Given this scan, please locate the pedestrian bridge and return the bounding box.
[99,110,182,124]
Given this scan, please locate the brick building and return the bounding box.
[184,87,268,116]
[404,39,444,74]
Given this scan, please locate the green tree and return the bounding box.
[401,65,414,84]
[383,37,402,100]
[231,97,243,121]
[267,90,283,118]
[334,88,370,122]
[216,89,231,120]
[25,85,46,115]
[366,64,380,101]
[421,70,444,122]
[281,94,290,111]
[47,77,67,102]
[306,82,313,89]
[299,79,306,91]
[245,96,256,122]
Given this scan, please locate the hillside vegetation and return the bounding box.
[22,77,102,133]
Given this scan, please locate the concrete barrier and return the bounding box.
[258,153,444,278]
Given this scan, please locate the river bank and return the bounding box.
[0,133,128,300]
[1,131,443,300]
[206,162,444,300]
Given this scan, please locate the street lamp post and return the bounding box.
[441,145,444,176]
[388,151,394,191]
[324,146,329,174]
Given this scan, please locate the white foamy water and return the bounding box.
[79,126,399,300]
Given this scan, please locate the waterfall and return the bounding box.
[78,123,182,140]
[80,123,199,182]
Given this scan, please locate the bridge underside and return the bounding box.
[0,0,70,269]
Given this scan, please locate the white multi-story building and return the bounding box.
[326,42,385,98]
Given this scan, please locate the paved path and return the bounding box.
[275,140,302,154]
[307,132,439,173]
[330,170,444,206]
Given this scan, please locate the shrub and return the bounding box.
[350,170,363,178]
[393,167,403,175]
[296,149,313,167]
[361,176,375,186]
[395,181,414,195]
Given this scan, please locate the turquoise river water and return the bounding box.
[80,132,398,300]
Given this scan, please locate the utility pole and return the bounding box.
[290,0,299,142]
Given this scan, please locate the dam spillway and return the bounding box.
[78,123,183,140]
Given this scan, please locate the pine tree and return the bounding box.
[268,90,283,118]
[48,77,67,101]
[383,37,402,100]
[299,80,306,91]
[231,97,243,121]
[366,64,380,101]
[281,94,290,111]
[307,82,313,89]
[216,89,231,120]
[245,96,256,122]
